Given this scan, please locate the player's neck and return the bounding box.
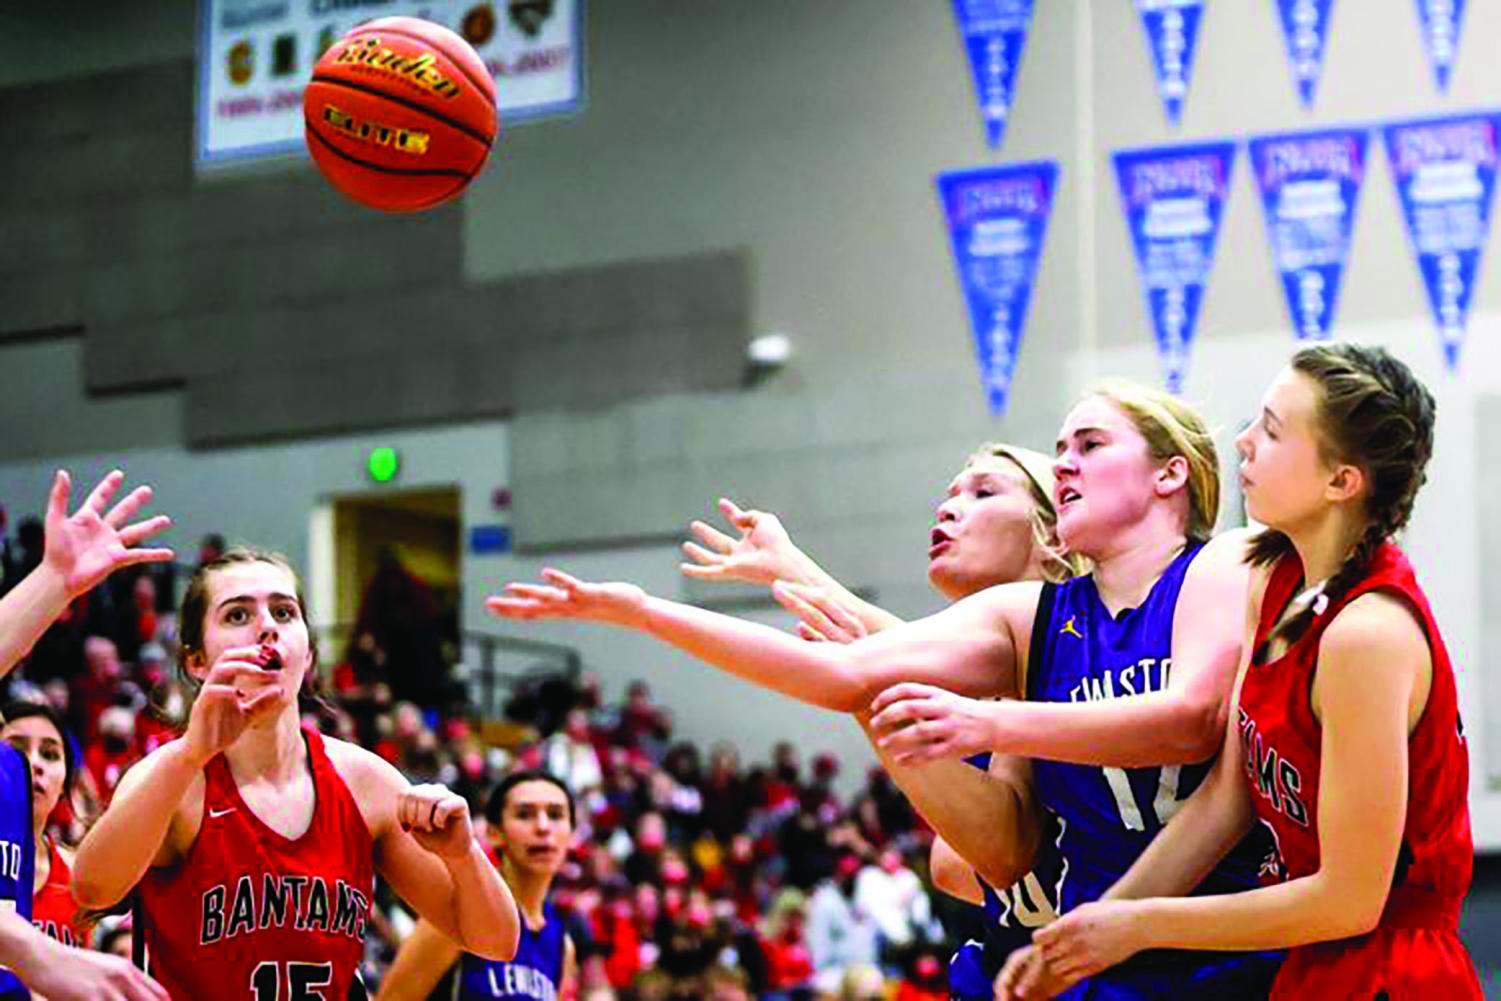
[1091,522,1189,616]
[1281,505,1368,591]
[225,709,307,784]
[32,828,49,890]
[501,856,553,928]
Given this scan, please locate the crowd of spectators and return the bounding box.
[0,520,970,1001]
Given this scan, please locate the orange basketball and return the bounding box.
[303,17,497,212]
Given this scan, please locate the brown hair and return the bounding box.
[1086,379,1221,541]
[1246,343,1436,646]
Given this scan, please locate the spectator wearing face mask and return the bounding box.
[83,705,138,805]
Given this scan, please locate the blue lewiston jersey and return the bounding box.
[948,757,1065,1000]
[0,746,35,999]
[1027,543,1281,999]
[455,900,566,1000]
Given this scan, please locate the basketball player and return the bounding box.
[678,444,1079,999]
[1015,344,1480,998]
[2,702,89,950]
[488,380,1286,997]
[0,469,171,1001]
[71,548,520,1001]
[378,770,575,1001]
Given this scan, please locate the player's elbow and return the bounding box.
[1317,874,1387,940]
[972,803,1040,891]
[466,922,520,962]
[70,865,125,911]
[1157,693,1225,764]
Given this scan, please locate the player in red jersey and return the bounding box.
[1019,344,1480,999]
[0,469,172,1001]
[2,701,91,950]
[72,548,520,1001]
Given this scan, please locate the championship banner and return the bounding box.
[1415,0,1466,93]
[1275,0,1335,107]
[951,0,1035,150]
[198,0,584,165]
[936,162,1060,415]
[1249,127,1368,342]
[1134,0,1205,126]
[1113,142,1236,393]
[1384,112,1501,370]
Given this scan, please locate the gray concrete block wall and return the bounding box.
[0,52,751,446]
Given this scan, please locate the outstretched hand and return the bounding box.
[486,569,649,629]
[680,498,803,585]
[868,682,999,764]
[43,469,173,599]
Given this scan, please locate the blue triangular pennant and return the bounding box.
[1135,0,1206,126]
[936,162,1060,415]
[1384,112,1501,370]
[1415,0,1467,92]
[1275,0,1336,107]
[1249,128,1369,342]
[1113,142,1236,393]
[951,0,1035,149]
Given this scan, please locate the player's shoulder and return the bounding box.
[1193,528,1256,569]
[1323,589,1428,663]
[1181,529,1256,595]
[320,735,401,837]
[321,733,404,789]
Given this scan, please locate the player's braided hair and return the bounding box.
[1247,344,1436,647]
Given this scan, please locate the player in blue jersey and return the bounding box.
[677,443,1081,999]
[379,770,575,1001]
[488,379,1283,998]
[0,470,171,1001]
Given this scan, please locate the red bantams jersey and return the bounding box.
[137,727,374,1001]
[33,836,88,948]
[1239,543,1479,999]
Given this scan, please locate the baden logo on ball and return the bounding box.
[303,16,498,213]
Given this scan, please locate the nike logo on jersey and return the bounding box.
[1059,617,1083,639]
[209,807,236,819]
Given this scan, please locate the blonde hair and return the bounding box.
[968,443,1086,582]
[1085,380,1220,541]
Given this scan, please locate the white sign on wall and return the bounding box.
[197,0,583,165]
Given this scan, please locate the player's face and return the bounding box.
[3,717,67,828]
[191,562,313,720]
[1053,396,1164,555]
[1236,367,1335,530]
[928,456,1041,599]
[493,780,573,877]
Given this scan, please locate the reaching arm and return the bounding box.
[0,470,172,679]
[871,532,1253,768]
[680,498,903,634]
[375,917,463,1001]
[858,710,1039,891]
[0,911,169,1001]
[73,657,284,909]
[357,752,518,962]
[1033,591,1428,982]
[488,569,1034,713]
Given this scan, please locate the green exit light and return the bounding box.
[367,447,400,483]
